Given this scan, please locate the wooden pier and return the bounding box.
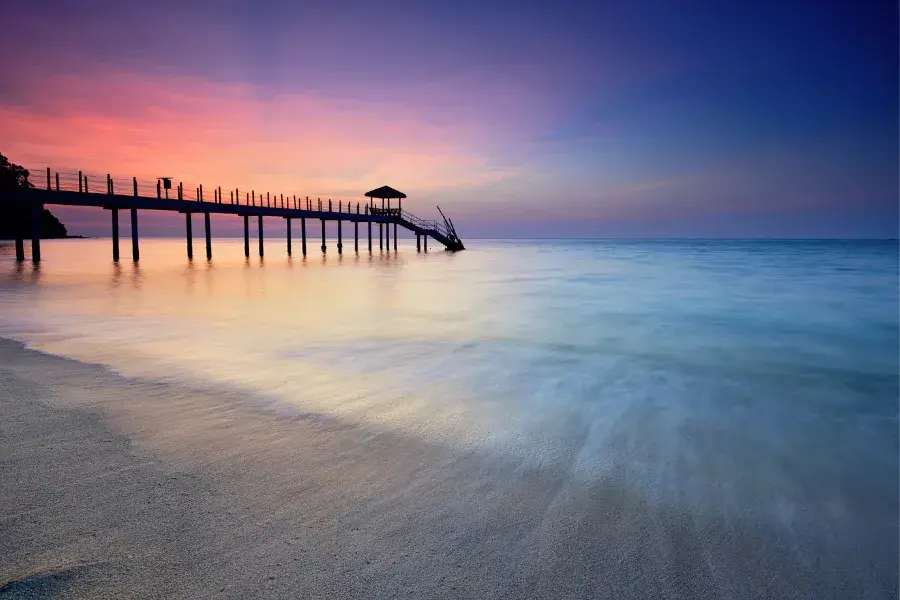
[4,169,465,262]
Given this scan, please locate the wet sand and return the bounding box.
[0,338,895,599]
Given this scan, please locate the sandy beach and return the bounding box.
[2,336,895,599]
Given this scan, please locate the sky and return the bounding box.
[1,0,897,238]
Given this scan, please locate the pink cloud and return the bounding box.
[1,69,519,202]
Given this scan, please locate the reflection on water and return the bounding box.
[0,238,898,589]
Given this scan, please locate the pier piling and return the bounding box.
[321,219,326,253]
[186,212,193,259]
[258,216,264,257]
[14,202,24,261]
[417,234,421,252]
[112,209,120,261]
[243,215,249,258]
[130,208,139,260]
[204,212,212,260]
[338,219,343,254]
[286,218,292,256]
[394,223,398,251]
[301,218,307,256]
[31,203,41,262]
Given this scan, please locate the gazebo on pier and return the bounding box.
[365,185,406,217]
[365,185,406,251]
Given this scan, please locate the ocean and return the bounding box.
[1,237,897,598]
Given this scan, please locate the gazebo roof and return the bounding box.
[365,185,407,199]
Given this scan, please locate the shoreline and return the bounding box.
[1,337,896,599]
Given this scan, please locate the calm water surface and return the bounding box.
[1,238,897,594]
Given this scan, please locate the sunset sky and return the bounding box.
[2,0,897,238]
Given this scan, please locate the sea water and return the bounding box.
[1,238,897,595]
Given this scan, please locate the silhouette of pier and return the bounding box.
[5,168,465,262]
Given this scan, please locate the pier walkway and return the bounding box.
[4,168,465,262]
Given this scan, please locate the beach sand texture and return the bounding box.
[1,337,894,599]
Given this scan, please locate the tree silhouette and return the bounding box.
[0,153,70,239]
[0,154,34,190]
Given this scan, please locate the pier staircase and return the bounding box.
[373,206,465,251]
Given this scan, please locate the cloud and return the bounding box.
[0,69,519,199]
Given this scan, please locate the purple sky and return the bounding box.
[2,0,897,238]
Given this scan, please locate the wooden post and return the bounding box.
[46,167,51,190]
[219,186,223,205]
[31,202,41,262]
[394,223,398,251]
[14,200,24,261]
[243,215,249,258]
[320,219,326,253]
[355,205,359,253]
[78,171,83,193]
[130,208,139,261]
[385,217,390,250]
[111,209,120,261]
[252,190,256,207]
[200,184,204,202]
[157,179,162,199]
[55,172,59,192]
[133,177,138,197]
[178,182,183,200]
[236,187,239,205]
[368,221,372,253]
[286,218,292,256]
[379,222,383,250]
[337,218,342,254]
[417,233,421,252]
[204,212,212,260]
[106,173,111,194]
[186,212,193,259]
[293,195,297,210]
[280,193,284,209]
[267,192,270,208]
[258,216,264,257]
[424,235,428,252]
[301,218,307,256]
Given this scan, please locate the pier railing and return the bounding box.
[399,209,450,238]
[25,167,437,219]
